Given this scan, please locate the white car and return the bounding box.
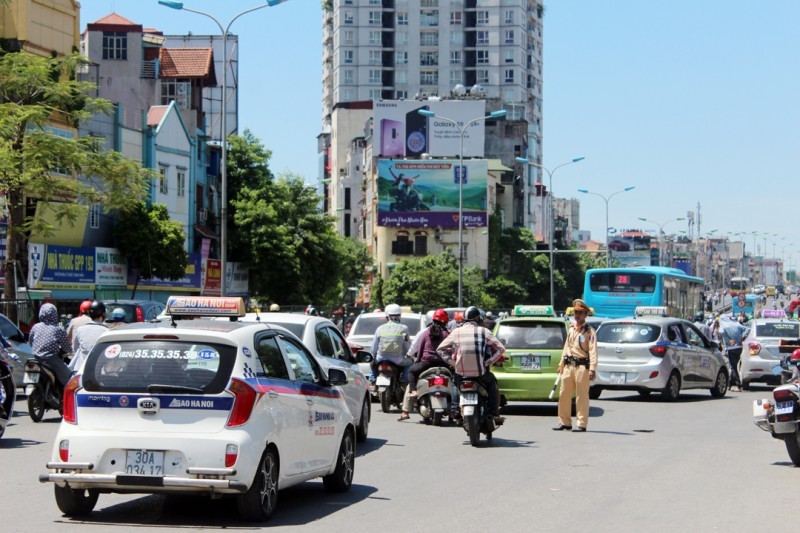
[346,311,428,378]
[754,285,767,295]
[40,297,355,521]
[740,315,798,389]
[237,312,372,442]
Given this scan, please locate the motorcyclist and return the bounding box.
[70,301,109,372]
[66,299,93,345]
[107,307,126,329]
[369,303,411,392]
[437,306,506,422]
[29,303,73,388]
[787,298,800,319]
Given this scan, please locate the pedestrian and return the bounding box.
[721,315,750,392]
[70,301,109,373]
[554,299,598,433]
[66,300,93,345]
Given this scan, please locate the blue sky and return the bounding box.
[81,1,800,265]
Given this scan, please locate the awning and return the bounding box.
[194,225,217,239]
[488,159,513,172]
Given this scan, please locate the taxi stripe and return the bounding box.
[244,377,342,399]
[77,394,234,410]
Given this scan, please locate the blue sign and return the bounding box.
[27,244,95,289]
[453,165,467,184]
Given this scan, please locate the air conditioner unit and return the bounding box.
[199,209,208,223]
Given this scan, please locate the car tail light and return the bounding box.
[226,379,257,428]
[225,444,238,467]
[428,376,448,387]
[62,375,81,424]
[649,345,668,357]
[59,440,69,462]
[135,306,144,322]
[649,371,659,379]
[749,342,762,356]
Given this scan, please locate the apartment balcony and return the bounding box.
[141,59,158,79]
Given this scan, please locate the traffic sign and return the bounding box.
[737,300,746,309]
[453,165,467,184]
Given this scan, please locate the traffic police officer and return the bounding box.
[554,299,598,432]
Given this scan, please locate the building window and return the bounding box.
[344,188,351,210]
[505,49,515,63]
[396,31,408,45]
[504,9,514,24]
[344,11,354,24]
[159,167,168,195]
[503,88,516,102]
[395,70,407,84]
[369,11,381,25]
[343,69,354,84]
[450,70,462,85]
[450,31,463,45]
[369,69,381,84]
[477,10,489,25]
[420,70,438,86]
[397,12,408,25]
[395,51,408,64]
[476,50,489,64]
[369,89,381,99]
[421,10,439,26]
[391,235,414,255]
[505,30,514,44]
[177,170,186,197]
[414,233,428,256]
[450,11,462,25]
[477,69,489,84]
[343,88,354,101]
[505,69,514,83]
[343,50,353,64]
[89,205,100,229]
[102,31,127,60]
[369,30,381,45]
[161,80,190,109]
[395,90,407,99]
[420,31,438,47]
[369,50,381,65]
[450,50,462,64]
[476,31,489,45]
[343,30,354,44]
[420,51,438,66]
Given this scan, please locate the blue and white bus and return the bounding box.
[583,266,705,319]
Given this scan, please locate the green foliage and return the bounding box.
[484,275,527,307]
[114,202,188,283]
[383,253,459,308]
[337,237,373,291]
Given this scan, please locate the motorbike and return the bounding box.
[376,360,406,414]
[414,366,456,426]
[23,358,64,422]
[0,345,17,439]
[754,348,800,465]
[458,377,500,447]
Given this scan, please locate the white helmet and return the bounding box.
[385,303,402,317]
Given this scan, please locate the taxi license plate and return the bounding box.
[776,401,795,415]
[518,355,541,371]
[125,450,164,476]
[460,392,478,406]
[23,372,39,384]
[610,372,626,385]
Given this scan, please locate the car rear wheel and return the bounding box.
[323,429,355,493]
[710,370,728,398]
[785,432,800,467]
[355,397,370,442]
[237,448,279,521]
[661,372,681,402]
[54,485,98,516]
[28,386,45,422]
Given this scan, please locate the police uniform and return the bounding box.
[555,299,598,431]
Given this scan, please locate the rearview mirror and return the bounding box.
[356,350,373,363]
[327,368,348,386]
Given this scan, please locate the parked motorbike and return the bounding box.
[23,358,63,422]
[458,377,500,447]
[0,345,17,439]
[414,366,456,426]
[376,360,406,414]
[754,349,800,465]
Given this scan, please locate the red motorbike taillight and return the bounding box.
[649,345,668,357]
[460,381,476,391]
[749,342,762,356]
[225,444,239,467]
[379,362,391,372]
[24,360,39,372]
[774,388,798,402]
[226,379,257,428]
[429,376,448,387]
[62,375,81,424]
[59,440,69,462]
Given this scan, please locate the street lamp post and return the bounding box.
[516,156,584,309]
[577,186,635,267]
[158,0,290,296]
[418,108,507,307]
[637,217,685,267]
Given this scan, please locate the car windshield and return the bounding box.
[82,340,237,394]
[756,322,800,339]
[495,321,565,350]
[268,321,306,339]
[352,316,423,337]
[597,323,661,344]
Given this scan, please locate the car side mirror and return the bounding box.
[356,350,373,364]
[710,340,721,351]
[327,368,348,386]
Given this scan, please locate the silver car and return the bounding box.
[346,311,428,377]
[0,313,33,389]
[740,317,799,390]
[591,315,730,401]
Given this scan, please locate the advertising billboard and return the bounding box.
[609,233,653,267]
[377,159,488,228]
[373,100,487,158]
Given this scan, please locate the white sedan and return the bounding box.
[40,297,355,521]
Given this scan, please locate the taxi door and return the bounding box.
[277,334,340,476]
[683,323,716,383]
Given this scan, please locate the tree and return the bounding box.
[336,237,373,296]
[0,51,149,305]
[383,252,459,308]
[114,203,187,297]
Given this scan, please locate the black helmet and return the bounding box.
[464,306,485,324]
[88,301,106,319]
[693,312,704,322]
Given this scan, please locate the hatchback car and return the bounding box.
[235,312,372,442]
[0,312,33,388]
[102,300,166,323]
[40,296,355,521]
[740,313,799,389]
[346,311,428,377]
[591,308,730,401]
[490,305,567,404]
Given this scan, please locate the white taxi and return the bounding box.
[39,297,355,521]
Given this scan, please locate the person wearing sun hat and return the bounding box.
[553,298,598,433]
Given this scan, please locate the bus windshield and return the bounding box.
[589,272,656,293]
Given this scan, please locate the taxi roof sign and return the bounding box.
[512,305,555,317]
[166,296,246,317]
[635,306,668,317]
